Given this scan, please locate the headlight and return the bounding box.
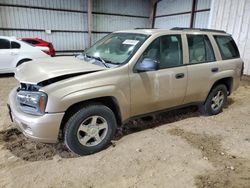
[16,91,47,115]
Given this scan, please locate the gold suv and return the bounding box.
[8,28,244,155]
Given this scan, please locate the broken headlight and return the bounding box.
[16,91,47,115]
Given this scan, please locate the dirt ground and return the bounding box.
[0,75,250,188]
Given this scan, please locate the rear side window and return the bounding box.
[187,35,215,64]
[0,39,11,49]
[11,41,21,49]
[214,36,240,60]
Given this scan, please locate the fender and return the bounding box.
[45,85,130,121]
[205,69,236,101]
[208,70,235,89]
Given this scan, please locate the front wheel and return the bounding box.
[200,84,227,116]
[64,104,117,155]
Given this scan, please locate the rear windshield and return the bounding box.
[22,39,40,45]
[214,35,240,60]
[18,39,35,47]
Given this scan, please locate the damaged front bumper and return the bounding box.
[7,88,65,143]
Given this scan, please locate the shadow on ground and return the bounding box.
[115,105,200,139]
[0,98,234,162]
[225,98,235,108]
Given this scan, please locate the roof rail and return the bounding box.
[171,27,226,34]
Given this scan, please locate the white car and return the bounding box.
[0,36,50,74]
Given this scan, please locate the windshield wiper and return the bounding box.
[84,54,110,68]
[107,61,121,65]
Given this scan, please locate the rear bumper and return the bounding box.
[8,88,64,143]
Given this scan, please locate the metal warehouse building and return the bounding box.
[0,0,250,74]
[1,1,250,187]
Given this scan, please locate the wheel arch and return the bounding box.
[16,58,32,67]
[205,77,233,104]
[59,96,122,137]
[212,77,233,94]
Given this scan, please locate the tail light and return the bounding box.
[42,50,50,55]
[48,43,53,48]
[47,43,55,56]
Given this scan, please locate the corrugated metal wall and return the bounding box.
[155,0,192,29]
[0,0,88,54]
[92,0,150,43]
[208,0,250,75]
[194,0,211,28]
[0,0,150,55]
[154,0,211,29]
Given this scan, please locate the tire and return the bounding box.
[64,104,117,155]
[16,59,31,67]
[200,84,227,116]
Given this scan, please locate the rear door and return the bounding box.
[184,34,218,103]
[130,34,188,116]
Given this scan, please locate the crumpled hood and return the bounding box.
[15,56,106,84]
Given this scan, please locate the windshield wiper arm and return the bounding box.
[94,56,110,68]
[85,54,110,68]
[107,61,121,65]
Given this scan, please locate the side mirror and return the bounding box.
[136,58,159,72]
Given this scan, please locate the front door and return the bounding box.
[130,34,188,117]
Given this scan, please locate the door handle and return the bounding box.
[211,67,219,72]
[175,73,185,79]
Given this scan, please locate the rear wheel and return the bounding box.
[64,104,117,155]
[200,84,227,116]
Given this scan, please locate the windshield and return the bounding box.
[82,33,148,66]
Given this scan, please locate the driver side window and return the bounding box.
[142,37,160,61]
[140,35,183,69]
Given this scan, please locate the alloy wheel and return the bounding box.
[77,116,108,147]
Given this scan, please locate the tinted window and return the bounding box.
[187,35,215,64]
[11,41,21,49]
[214,36,240,60]
[141,35,183,69]
[0,39,11,49]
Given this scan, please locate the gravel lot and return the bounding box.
[0,75,250,188]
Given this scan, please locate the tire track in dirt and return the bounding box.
[0,128,77,161]
[168,128,250,188]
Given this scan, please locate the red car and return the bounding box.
[19,38,55,57]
